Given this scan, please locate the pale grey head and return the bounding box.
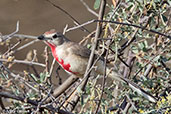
[38,29,69,46]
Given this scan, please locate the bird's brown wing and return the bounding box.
[67,42,105,62]
[68,42,91,58]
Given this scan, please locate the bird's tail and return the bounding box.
[96,60,157,103]
[107,69,157,103]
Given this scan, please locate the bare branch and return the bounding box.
[66,20,95,33]
[80,0,98,17]
[45,0,90,33]
[0,21,19,42]
[14,39,39,52]
[0,59,46,67]
[14,34,37,39]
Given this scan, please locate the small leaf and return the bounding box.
[94,0,101,10]
[87,44,91,49]
[131,46,139,54]
[127,4,133,11]
[30,74,38,82]
[160,14,167,25]
[40,73,46,83]
[138,42,144,50]
[144,40,148,48]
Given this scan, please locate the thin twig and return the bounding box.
[66,20,95,33]
[49,58,56,77]
[14,34,37,39]
[14,39,39,52]
[0,59,46,67]
[119,29,138,53]
[118,55,130,68]
[79,30,96,45]
[3,40,21,56]
[143,64,153,77]
[125,94,137,111]
[44,46,49,72]
[45,0,90,33]
[0,21,19,42]
[80,0,98,17]
[160,59,171,74]
[108,0,122,21]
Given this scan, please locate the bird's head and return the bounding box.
[38,29,68,47]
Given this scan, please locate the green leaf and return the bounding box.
[160,14,167,25]
[138,42,144,50]
[87,44,91,49]
[80,95,84,106]
[15,89,20,95]
[40,73,46,83]
[144,40,148,48]
[27,92,38,99]
[94,0,101,10]
[131,46,139,53]
[138,41,148,52]
[30,74,38,82]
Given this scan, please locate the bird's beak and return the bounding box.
[37,35,45,40]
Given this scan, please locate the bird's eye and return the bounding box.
[52,34,58,38]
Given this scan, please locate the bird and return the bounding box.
[38,29,157,103]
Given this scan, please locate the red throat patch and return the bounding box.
[48,44,78,75]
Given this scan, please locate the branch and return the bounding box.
[0,59,46,67]
[14,39,39,52]
[95,20,171,39]
[0,90,73,114]
[0,21,19,42]
[45,75,78,103]
[14,34,37,39]
[80,0,98,17]
[66,20,95,33]
[65,18,171,39]
[45,0,90,33]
